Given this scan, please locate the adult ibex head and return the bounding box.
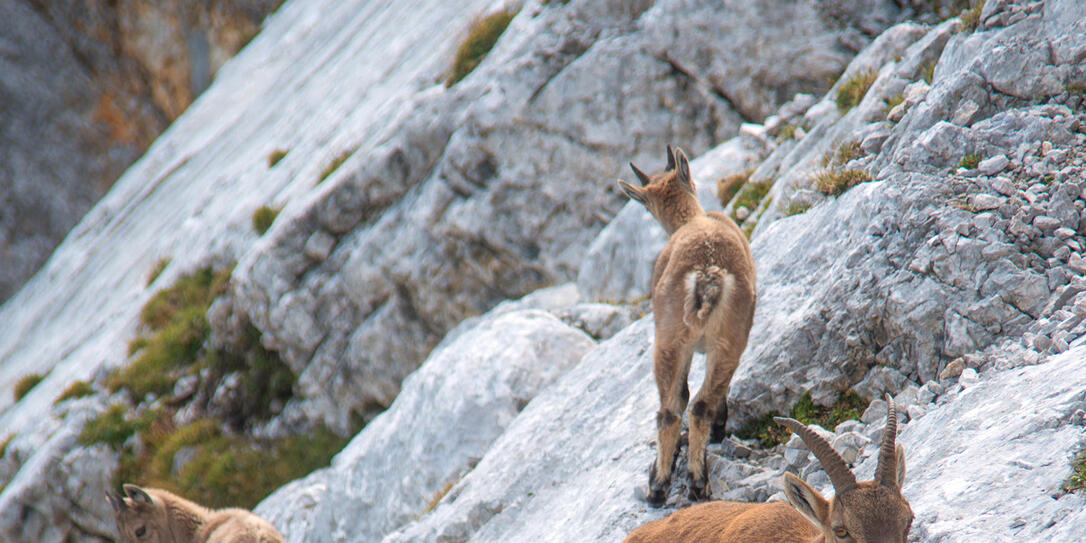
[623,396,913,543]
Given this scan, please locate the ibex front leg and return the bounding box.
[647,335,693,507]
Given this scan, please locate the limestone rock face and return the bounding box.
[0,0,279,303]
[255,307,595,543]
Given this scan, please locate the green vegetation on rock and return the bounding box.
[252,206,280,236]
[448,10,517,86]
[54,380,95,405]
[814,169,872,197]
[737,390,870,448]
[13,373,45,401]
[836,68,878,112]
[1065,448,1086,493]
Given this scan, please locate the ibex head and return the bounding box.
[106,484,167,543]
[618,146,703,235]
[774,397,913,543]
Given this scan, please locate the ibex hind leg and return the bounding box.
[647,339,693,507]
[709,394,728,444]
[687,343,740,501]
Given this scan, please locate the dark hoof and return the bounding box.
[688,479,711,502]
[647,462,669,508]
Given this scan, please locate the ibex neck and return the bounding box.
[659,198,705,235]
[166,498,208,543]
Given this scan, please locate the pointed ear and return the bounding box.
[673,148,694,194]
[895,443,907,487]
[617,180,647,204]
[782,472,829,528]
[105,491,127,512]
[123,484,153,505]
[665,145,676,171]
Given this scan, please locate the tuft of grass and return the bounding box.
[1067,83,1086,96]
[823,140,863,168]
[1065,448,1086,493]
[884,93,904,114]
[0,435,12,458]
[267,149,288,168]
[776,123,797,141]
[13,373,45,401]
[959,153,981,170]
[200,324,295,428]
[54,380,95,405]
[147,258,171,287]
[109,306,209,399]
[737,390,870,448]
[836,68,878,112]
[814,169,872,197]
[252,206,280,236]
[921,60,937,85]
[716,171,751,207]
[422,480,457,516]
[784,201,811,217]
[319,149,353,183]
[959,0,986,33]
[447,10,517,86]
[730,179,773,224]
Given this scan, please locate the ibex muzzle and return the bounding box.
[618,146,757,505]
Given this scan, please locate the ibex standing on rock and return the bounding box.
[106,484,286,543]
[618,147,756,505]
[624,397,913,543]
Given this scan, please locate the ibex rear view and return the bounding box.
[624,397,913,543]
[617,147,756,505]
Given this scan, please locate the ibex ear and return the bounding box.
[123,484,153,505]
[782,472,829,528]
[673,148,694,194]
[617,180,647,204]
[895,443,907,487]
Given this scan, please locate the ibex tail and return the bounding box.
[682,266,732,327]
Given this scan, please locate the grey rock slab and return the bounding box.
[256,309,595,543]
[978,154,1010,175]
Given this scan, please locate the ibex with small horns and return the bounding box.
[618,146,757,505]
[624,397,913,543]
[106,483,285,543]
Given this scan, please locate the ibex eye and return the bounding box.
[833,527,849,539]
[135,526,146,538]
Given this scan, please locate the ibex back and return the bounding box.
[624,397,913,543]
[618,147,756,505]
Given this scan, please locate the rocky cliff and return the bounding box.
[0,0,281,303]
[1,0,1085,542]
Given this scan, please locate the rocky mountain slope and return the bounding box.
[2,0,1085,542]
[0,0,280,303]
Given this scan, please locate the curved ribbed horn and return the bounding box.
[665,145,676,171]
[875,394,899,487]
[775,416,857,493]
[629,163,651,186]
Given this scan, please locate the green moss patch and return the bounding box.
[1065,448,1086,493]
[252,206,280,236]
[54,380,95,405]
[80,404,157,449]
[729,178,773,224]
[836,68,878,112]
[736,390,870,448]
[716,171,750,207]
[13,373,45,401]
[139,267,230,332]
[268,149,288,168]
[448,10,517,86]
[959,154,981,170]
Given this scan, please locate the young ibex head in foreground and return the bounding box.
[106,484,285,543]
[618,147,756,505]
[624,397,913,543]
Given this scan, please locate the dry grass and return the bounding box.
[268,149,288,168]
[448,10,517,86]
[814,169,872,197]
[960,0,986,33]
[716,171,750,207]
[836,68,878,112]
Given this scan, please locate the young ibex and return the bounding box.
[624,398,913,543]
[106,484,285,543]
[618,146,756,505]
